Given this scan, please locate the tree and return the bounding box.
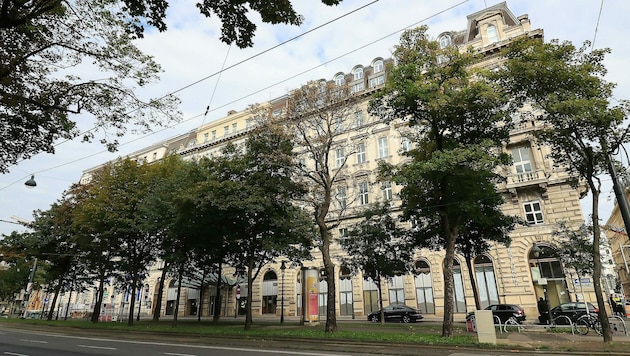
[499,37,630,342]
[340,202,415,324]
[283,80,363,333]
[1,0,342,48]
[0,0,181,173]
[370,26,514,337]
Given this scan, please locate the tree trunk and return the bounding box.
[377,277,384,325]
[589,179,613,342]
[153,264,168,321]
[244,256,254,330]
[464,252,481,310]
[48,277,64,321]
[213,263,223,322]
[198,269,205,322]
[442,225,458,337]
[318,216,337,333]
[172,263,184,328]
[92,278,105,323]
[127,278,137,326]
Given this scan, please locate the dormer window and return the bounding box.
[487,24,498,43]
[373,60,384,73]
[335,74,345,86]
[353,67,363,80]
[439,34,451,49]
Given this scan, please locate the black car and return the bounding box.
[466,304,526,323]
[549,302,599,324]
[367,304,424,323]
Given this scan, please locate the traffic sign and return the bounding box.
[236,284,241,300]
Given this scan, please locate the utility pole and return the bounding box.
[608,158,630,235]
[20,258,37,318]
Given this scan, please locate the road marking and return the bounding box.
[77,344,117,350]
[5,352,29,356]
[19,339,47,344]
[164,353,197,356]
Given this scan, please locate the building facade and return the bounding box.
[63,2,602,323]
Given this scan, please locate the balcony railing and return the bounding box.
[506,169,548,188]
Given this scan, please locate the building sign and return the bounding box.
[573,278,591,285]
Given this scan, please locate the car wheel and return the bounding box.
[370,315,379,323]
[402,315,411,323]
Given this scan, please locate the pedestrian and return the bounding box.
[537,297,549,324]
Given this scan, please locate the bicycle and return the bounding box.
[574,314,602,336]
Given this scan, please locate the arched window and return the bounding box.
[474,254,499,308]
[335,74,345,86]
[353,67,363,80]
[439,34,451,48]
[487,24,498,43]
[373,59,384,73]
[414,260,435,313]
[339,267,353,315]
[262,270,278,314]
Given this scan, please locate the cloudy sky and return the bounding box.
[1,0,628,236]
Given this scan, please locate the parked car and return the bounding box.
[465,304,526,324]
[549,302,599,324]
[367,304,424,323]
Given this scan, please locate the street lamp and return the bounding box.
[24,175,37,188]
[280,261,286,324]
[20,258,37,318]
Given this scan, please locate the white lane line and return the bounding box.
[163,353,197,356]
[5,352,29,356]
[77,344,117,350]
[19,339,47,344]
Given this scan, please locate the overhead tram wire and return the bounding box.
[591,0,605,51]
[2,0,470,190]
[201,45,232,128]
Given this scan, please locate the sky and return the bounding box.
[1,0,628,236]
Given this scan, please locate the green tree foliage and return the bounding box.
[0,0,181,173]
[370,26,514,337]
[340,202,415,324]
[499,37,630,342]
[552,222,594,278]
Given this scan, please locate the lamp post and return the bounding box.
[532,244,550,323]
[280,261,286,324]
[24,175,37,188]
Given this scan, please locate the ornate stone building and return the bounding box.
[69,2,596,322]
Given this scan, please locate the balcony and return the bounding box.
[505,169,548,189]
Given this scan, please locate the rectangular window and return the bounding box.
[356,143,366,164]
[354,111,364,127]
[246,119,253,129]
[381,181,392,201]
[338,228,348,238]
[336,186,347,209]
[512,147,534,181]
[224,126,229,136]
[232,123,237,133]
[273,109,282,117]
[369,75,385,88]
[335,148,345,168]
[401,137,411,152]
[211,130,216,140]
[203,133,209,143]
[152,152,157,161]
[524,201,544,225]
[358,182,369,205]
[378,137,389,158]
[351,82,364,93]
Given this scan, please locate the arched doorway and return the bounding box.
[474,254,499,308]
[414,259,435,314]
[529,244,570,309]
[262,271,277,314]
